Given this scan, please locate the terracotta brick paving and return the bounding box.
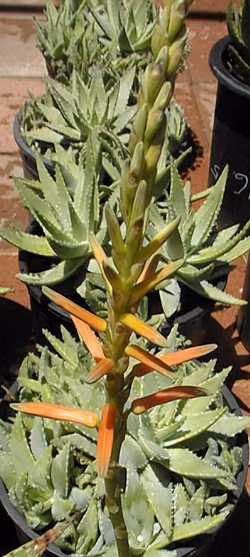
[0,2,249,542]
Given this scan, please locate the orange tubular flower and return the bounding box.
[134,344,217,377]
[43,287,107,332]
[120,313,167,347]
[86,358,113,384]
[96,404,117,478]
[126,345,174,377]
[71,316,105,362]
[132,386,207,414]
[12,402,99,428]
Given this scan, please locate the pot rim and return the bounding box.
[0,386,248,557]
[13,111,54,173]
[209,36,250,100]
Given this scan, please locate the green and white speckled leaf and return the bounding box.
[10,415,34,475]
[169,164,186,218]
[173,483,189,527]
[29,446,52,492]
[166,448,226,479]
[188,485,205,521]
[180,394,216,416]
[30,418,47,459]
[76,499,99,554]
[190,280,247,307]
[123,465,154,551]
[173,511,229,542]
[144,549,177,557]
[18,258,83,286]
[141,463,173,539]
[43,329,79,367]
[219,236,250,263]
[163,409,226,447]
[51,444,70,498]
[191,166,228,248]
[0,453,16,489]
[0,228,55,257]
[209,415,250,436]
[51,491,74,521]
[200,368,231,394]
[120,435,148,469]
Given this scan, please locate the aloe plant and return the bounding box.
[0,319,249,553]
[0,142,105,286]
[150,163,250,318]
[1,4,249,556]
[21,69,136,174]
[227,0,250,84]
[35,0,98,83]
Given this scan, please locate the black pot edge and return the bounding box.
[209,36,250,100]
[13,111,54,174]
[0,386,248,557]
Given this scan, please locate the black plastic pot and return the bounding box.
[0,387,248,557]
[18,222,90,343]
[237,252,250,350]
[149,275,227,346]
[209,36,250,228]
[13,112,54,180]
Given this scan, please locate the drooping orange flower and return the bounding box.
[43,287,107,332]
[12,402,99,428]
[132,385,206,414]
[126,345,174,377]
[120,313,167,347]
[86,358,113,383]
[71,315,105,361]
[96,403,117,477]
[134,344,217,377]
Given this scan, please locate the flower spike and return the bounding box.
[96,404,117,478]
[131,259,184,303]
[134,344,218,377]
[12,402,99,428]
[120,313,167,347]
[71,315,105,362]
[126,345,174,377]
[86,358,113,384]
[43,287,107,332]
[132,386,207,414]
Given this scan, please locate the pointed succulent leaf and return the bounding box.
[173,483,189,527]
[51,444,71,498]
[141,463,173,539]
[18,258,84,286]
[166,448,227,479]
[0,228,55,257]
[164,408,226,447]
[191,166,228,248]
[209,415,250,436]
